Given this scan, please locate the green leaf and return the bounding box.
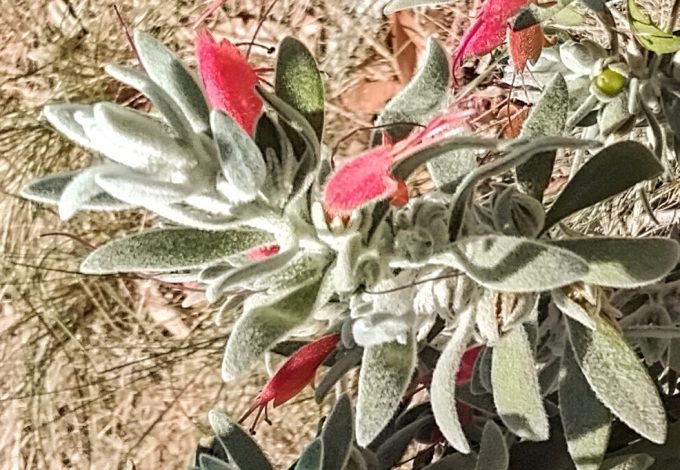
[198,454,234,470]
[567,316,667,444]
[314,348,362,404]
[430,235,589,293]
[133,31,210,132]
[559,343,611,470]
[549,238,679,288]
[356,334,417,447]
[515,73,569,201]
[211,109,267,202]
[81,228,272,274]
[295,438,323,470]
[601,454,655,470]
[383,0,452,14]
[208,410,273,470]
[375,38,449,141]
[491,326,549,441]
[376,415,434,468]
[510,0,577,31]
[544,141,663,231]
[222,278,322,379]
[320,395,353,470]
[628,0,680,53]
[431,307,475,453]
[275,37,324,140]
[427,148,478,194]
[43,104,96,150]
[475,421,509,470]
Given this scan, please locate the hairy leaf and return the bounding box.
[321,394,353,470]
[492,326,549,441]
[544,141,663,230]
[601,454,655,470]
[208,410,273,470]
[376,415,434,468]
[549,238,679,288]
[275,37,325,139]
[427,148,478,194]
[81,228,272,274]
[475,421,509,470]
[628,0,680,53]
[295,438,323,470]
[43,104,96,150]
[567,316,666,444]
[431,307,475,453]
[356,334,417,446]
[559,344,611,470]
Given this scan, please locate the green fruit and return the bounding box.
[592,67,627,97]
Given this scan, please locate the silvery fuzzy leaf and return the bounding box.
[206,249,299,303]
[252,251,331,293]
[620,303,673,365]
[476,290,500,345]
[431,306,475,453]
[471,346,492,395]
[475,421,509,470]
[559,41,599,75]
[59,166,114,220]
[538,356,562,396]
[211,109,267,203]
[543,141,664,231]
[356,333,416,447]
[315,348,362,404]
[429,235,589,293]
[208,410,273,470]
[492,187,545,238]
[566,316,667,444]
[81,227,273,274]
[295,438,323,470]
[549,238,679,288]
[222,279,321,379]
[133,31,210,133]
[552,287,597,329]
[428,148,478,195]
[198,454,234,470]
[601,454,654,470]
[515,73,569,201]
[320,394,354,470]
[43,104,95,150]
[352,314,414,348]
[598,93,633,136]
[376,415,434,469]
[492,326,549,441]
[105,64,193,137]
[275,37,325,140]
[88,102,194,176]
[375,38,449,142]
[140,201,241,231]
[20,170,131,212]
[184,191,234,217]
[559,343,611,470]
[94,171,192,210]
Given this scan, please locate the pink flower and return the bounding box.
[195,30,262,135]
[452,0,534,75]
[323,112,472,217]
[246,244,280,261]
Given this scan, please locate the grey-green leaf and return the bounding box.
[208,410,273,470]
[295,439,323,470]
[321,394,353,470]
[43,104,95,150]
[431,307,475,453]
[275,37,324,140]
[222,279,321,379]
[375,38,449,141]
[133,31,209,132]
[356,334,417,446]
[427,147,478,194]
[475,421,509,470]
[211,109,267,202]
[601,454,655,470]
[430,235,589,293]
[549,238,679,288]
[81,228,273,274]
[515,73,569,201]
[567,316,667,444]
[491,326,549,441]
[544,141,664,230]
[559,343,611,470]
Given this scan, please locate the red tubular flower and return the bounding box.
[239,333,340,432]
[195,30,262,135]
[323,112,472,217]
[245,244,280,261]
[451,0,534,76]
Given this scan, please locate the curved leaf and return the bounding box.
[375,38,449,141]
[43,104,96,150]
[376,415,434,468]
[601,454,655,470]
[134,31,210,132]
[628,0,680,53]
[321,394,354,470]
[431,307,476,453]
[515,73,569,201]
[491,326,549,441]
[475,421,509,470]
[208,410,273,470]
[356,334,417,446]
[222,278,321,379]
[567,316,666,444]
[275,37,325,139]
[559,343,611,470]
[81,228,272,274]
[549,237,679,288]
[427,148,478,194]
[430,235,589,293]
[544,141,663,231]
[295,439,323,470]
